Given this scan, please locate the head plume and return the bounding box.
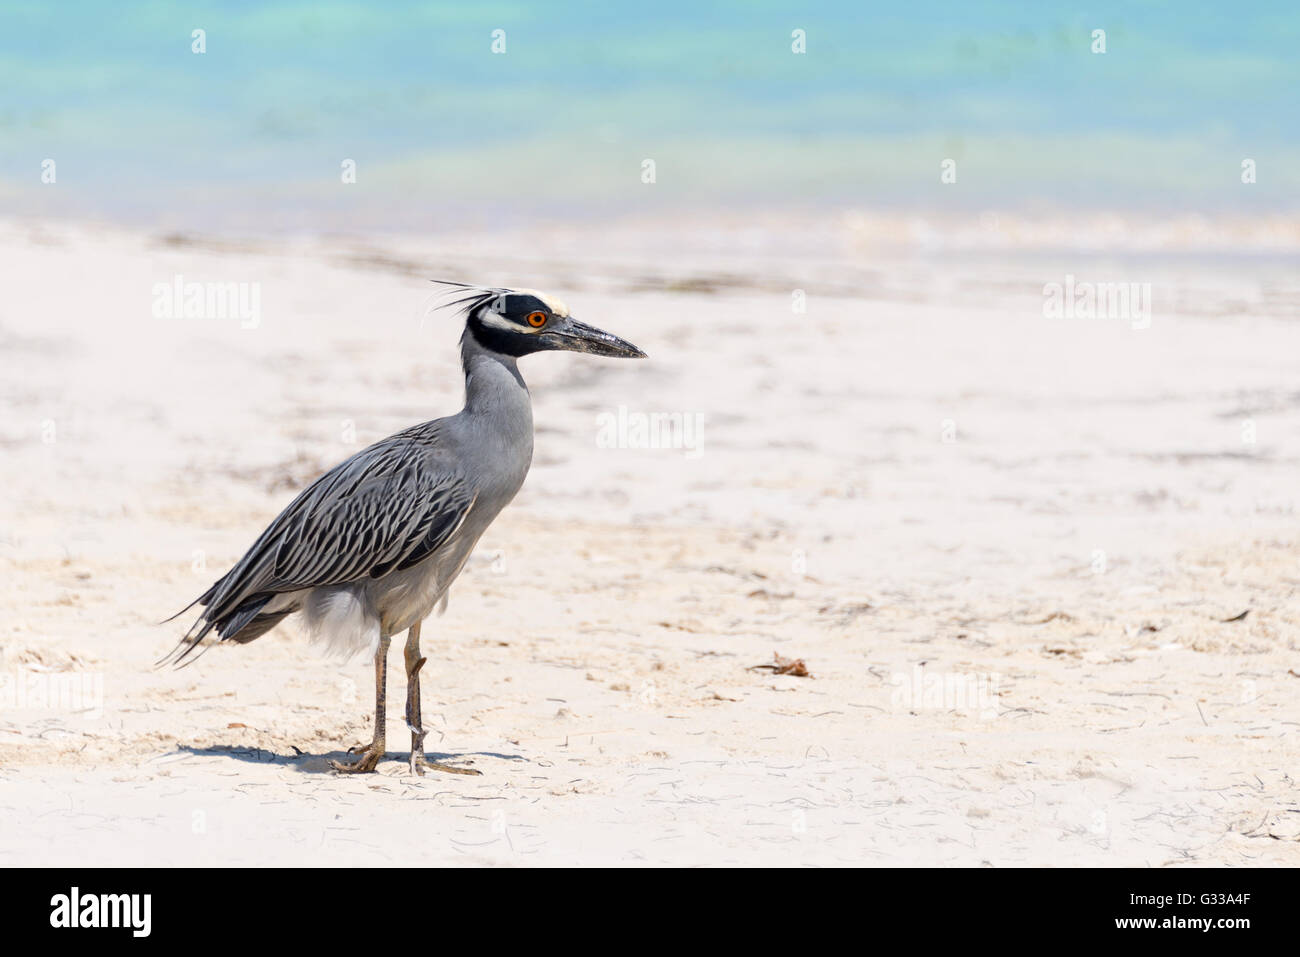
[430,279,507,318]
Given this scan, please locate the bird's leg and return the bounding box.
[404,621,480,776]
[330,635,391,773]
[403,622,427,772]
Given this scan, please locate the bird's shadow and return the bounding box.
[175,744,526,775]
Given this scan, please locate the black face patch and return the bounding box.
[452,287,566,357]
[467,294,558,357]
[467,313,551,356]
[487,293,551,327]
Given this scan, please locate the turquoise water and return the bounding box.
[2,1,1296,230]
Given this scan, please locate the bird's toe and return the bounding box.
[329,740,385,773]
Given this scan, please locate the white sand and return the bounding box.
[1,214,1297,866]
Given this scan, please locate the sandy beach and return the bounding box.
[1,213,1297,866]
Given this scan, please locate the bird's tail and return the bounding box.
[157,590,281,669]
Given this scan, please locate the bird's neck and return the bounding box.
[459,329,533,424]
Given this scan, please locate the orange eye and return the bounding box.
[526,311,547,328]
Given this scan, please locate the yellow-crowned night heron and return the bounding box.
[164,283,645,775]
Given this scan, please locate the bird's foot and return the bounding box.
[406,728,480,776]
[329,739,386,774]
[410,753,482,777]
[403,651,479,776]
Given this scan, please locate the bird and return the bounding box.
[163,282,646,775]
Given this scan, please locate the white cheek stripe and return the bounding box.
[477,308,523,332]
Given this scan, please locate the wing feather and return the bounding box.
[165,424,475,665]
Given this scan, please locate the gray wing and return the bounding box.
[166,424,474,664]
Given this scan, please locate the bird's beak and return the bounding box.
[545,317,647,359]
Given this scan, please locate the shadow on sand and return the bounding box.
[174,744,526,775]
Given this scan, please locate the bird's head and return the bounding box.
[438,282,646,360]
